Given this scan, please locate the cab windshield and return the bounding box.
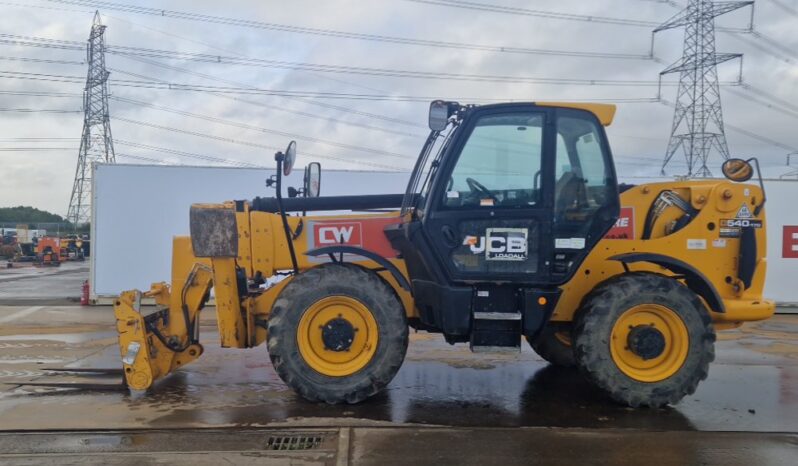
[443,112,543,209]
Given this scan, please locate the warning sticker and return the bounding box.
[555,237,586,250]
[687,239,707,250]
[736,203,753,219]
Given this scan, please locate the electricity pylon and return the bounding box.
[654,0,753,177]
[67,11,116,226]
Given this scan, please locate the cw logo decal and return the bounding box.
[314,222,362,247]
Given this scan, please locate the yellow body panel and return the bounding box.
[552,180,774,324]
[211,257,248,348]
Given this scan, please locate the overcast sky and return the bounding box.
[1,0,796,215]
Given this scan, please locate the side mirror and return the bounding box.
[304,162,321,198]
[428,100,450,131]
[721,158,754,182]
[283,140,297,176]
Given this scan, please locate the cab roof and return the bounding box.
[463,101,617,127]
[535,102,617,126]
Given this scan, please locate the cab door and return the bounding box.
[419,105,618,286]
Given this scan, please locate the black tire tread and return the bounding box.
[526,324,575,367]
[267,263,408,404]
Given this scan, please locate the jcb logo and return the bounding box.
[463,228,528,261]
[315,222,362,247]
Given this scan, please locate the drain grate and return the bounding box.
[266,434,325,451]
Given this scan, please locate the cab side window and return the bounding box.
[554,115,613,223]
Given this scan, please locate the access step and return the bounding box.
[470,311,522,352]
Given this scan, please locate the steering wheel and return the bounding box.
[466,177,499,204]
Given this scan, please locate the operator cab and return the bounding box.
[386,101,620,348]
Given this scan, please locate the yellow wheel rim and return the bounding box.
[297,296,379,377]
[610,304,689,383]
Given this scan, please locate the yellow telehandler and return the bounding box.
[113,101,773,407]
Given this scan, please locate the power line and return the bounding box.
[402,0,750,32]
[3,34,756,89]
[0,69,672,103]
[725,122,798,153]
[107,46,654,79]
[0,32,653,69]
[111,95,417,160]
[113,116,410,171]
[741,83,798,114]
[40,0,668,56]
[727,88,798,121]
[0,90,82,98]
[725,32,795,64]
[0,33,660,82]
[401,0,660,27]
[116,152,173,164]
[114,54,423,129]
[659,100,798,154]
[115,140,265,168]
[766,0,798,17]
[748,29,798,61]
[0,137,80,141]
[0,147,76,151]
[636,0,681,6]
[0,107,81,113]
[98,8,394,96]
[0,55,83,65]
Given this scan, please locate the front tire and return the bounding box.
[574,272,715,408]
[267,263,408,404]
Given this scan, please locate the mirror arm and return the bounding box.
[274,152,300,274]
[747,157,767,216]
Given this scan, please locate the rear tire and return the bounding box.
[267,263,408,404]
[526,323,575,367]
[574,272,715,408]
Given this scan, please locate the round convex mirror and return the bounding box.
[721,158,753,182]
[305,162,321,197]
[283,140,297,176]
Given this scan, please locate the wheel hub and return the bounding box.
[627,324,666,360]
[321,317,356,352]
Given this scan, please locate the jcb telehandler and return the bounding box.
[114,101,773,407]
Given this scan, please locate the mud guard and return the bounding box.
[608,253,725,313]
[304,245,411,291]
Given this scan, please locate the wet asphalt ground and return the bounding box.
[0,262,797,464]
